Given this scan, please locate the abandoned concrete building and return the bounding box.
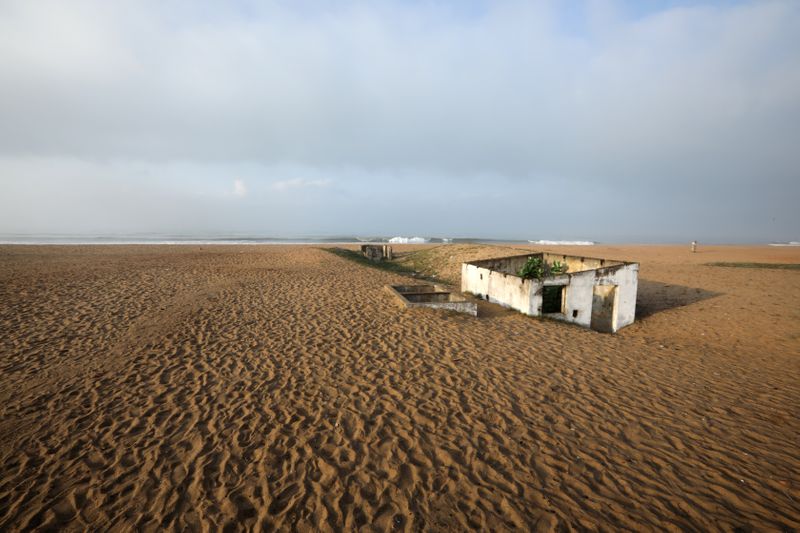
[361,244,393,262]
[461,253,639,333]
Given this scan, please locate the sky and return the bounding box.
[0,0,798,243]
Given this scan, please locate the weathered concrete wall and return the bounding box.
[487,270,535,312]
[462,262,539,315]
[554,271,594,327]
[469,254,539,276]
[542,253,623,274]
[593,263,638,330]
[461,263,491,298]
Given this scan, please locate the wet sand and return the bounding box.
[0,244,798,531]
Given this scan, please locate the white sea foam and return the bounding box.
[388,236,429,244]
[768,241,800,246]
[529,240,595,246]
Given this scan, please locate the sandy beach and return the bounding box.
[0,244,798,531]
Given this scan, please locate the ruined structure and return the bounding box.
[385,284,477,316]
[361,244,393,262]
[462,253,638,332]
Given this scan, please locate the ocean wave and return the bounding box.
[388,236,430,244]
[529,240,595,246]
[768,241,800,246]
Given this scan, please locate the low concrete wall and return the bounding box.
[385,285,478,316]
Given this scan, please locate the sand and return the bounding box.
[0,244,798,531]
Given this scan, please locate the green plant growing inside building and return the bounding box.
[518,256,544,280]
[519,257,569,280]
[550,260,566,275]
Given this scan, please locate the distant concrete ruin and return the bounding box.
[462,253,639,333]
[386,284,477,316]
[361,244,393,262]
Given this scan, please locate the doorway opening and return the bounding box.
[542,285,565,314]
[591,285,617,333]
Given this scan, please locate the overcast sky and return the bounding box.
[1,0,798,242]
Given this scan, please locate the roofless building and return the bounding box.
[461,252,639,333]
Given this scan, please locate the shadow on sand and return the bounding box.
[636,280,722,319]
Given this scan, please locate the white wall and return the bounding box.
[593,263,639,331]
[487,270,533,312]
[555,271,594,327]
[461,264,490,297]
[462,263,537,315]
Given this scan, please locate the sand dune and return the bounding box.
[0,244,798,531]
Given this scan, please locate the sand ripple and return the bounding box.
[0,245,798,531]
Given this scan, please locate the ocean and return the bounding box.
[0,234,544,245]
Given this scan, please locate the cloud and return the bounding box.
[272,178,332,192]
[232,179,247,197]
[2,0,798,184]
[0,1,797,241]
